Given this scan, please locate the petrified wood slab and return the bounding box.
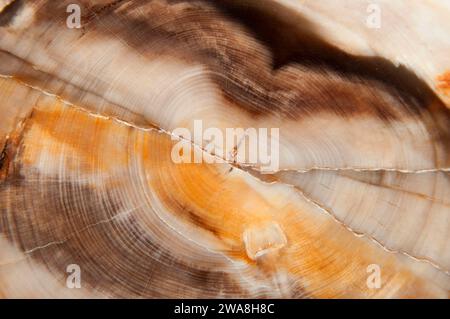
[0,0,449,298]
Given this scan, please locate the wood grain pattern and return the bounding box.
[0,0,449,298]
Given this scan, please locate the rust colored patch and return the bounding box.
[437,71,450,94]
[0,120,27,180]
[20,98,131,175]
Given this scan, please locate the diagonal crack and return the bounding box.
[1,73,449,275]
[1,73,449,173]
[264,166,450,174]
[23,207,137,256]
[296,185,450,276]
[0,208,137,267]
[243,167,450,276]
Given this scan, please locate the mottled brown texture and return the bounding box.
[0,0,24,26]
[25,0,450,158]
[0,98,297,297]
[0,119,254,298]
[29,0,447,120]
[1,0,449,299]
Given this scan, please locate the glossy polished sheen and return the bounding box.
[0,0,449,298]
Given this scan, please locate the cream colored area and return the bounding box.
[0,237,100,298]
[243,222,287,260]
[0,93,448,298]
[0,77,38,150]
[0,1,448,172]
[3,70,445,173]
[278,0,450,107]
[257,114,445,172]
[0,5,223,130]
[0,0,14,12]
[274,169,450,274]
[1,1,449,298]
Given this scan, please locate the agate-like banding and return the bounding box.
[0,0,449,298]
